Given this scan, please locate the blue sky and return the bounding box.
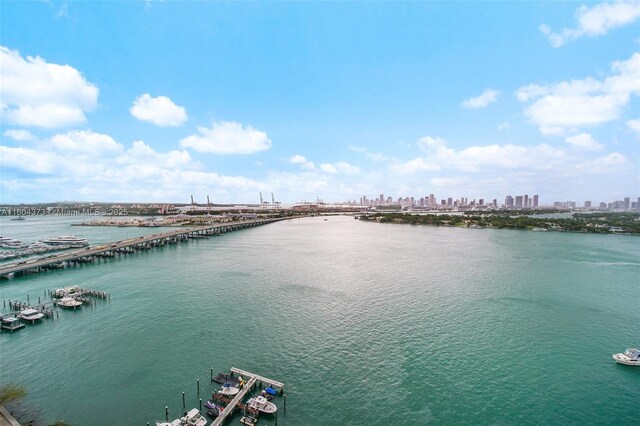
[1,1,639,205]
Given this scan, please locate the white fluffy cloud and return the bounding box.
[565,133,603,151]
[320,162,360,174]
[627,118,640,133]
[51,130,123,154]
[516,52,640,134]
[0,146,59,173]
[461,89,500,109]
[289,154,315,170]
[180,121,271,154]
[393,135,569,174]
[3,129,34,141]
[540,1,640,47]
[390,157,441,174]
[348,145,389,161]
[130,94,188,127]
[0,46,98,128]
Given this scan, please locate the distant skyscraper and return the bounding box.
[584,201,592,208]
[505,195,514,208]
[524,194,529,208]
[533,195,539,208]
[515,195,523,208]
[624,197,630,210]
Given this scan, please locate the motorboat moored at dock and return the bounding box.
[613,348,640,366]
[0,237,27,249]
[1,316,25,332]
[211,372,239,386]
[247,395,277,414]
[181,408,207,426]
[55,297,83,309]
[39,235,89,248]
[217,382,240,397]
[19,308,45,323]
[203,400,223,418]
[155,421,181,426]
[53,285,81,298]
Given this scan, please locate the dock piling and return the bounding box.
[182,392,185,411]
[197,379,200,397]
[165,406,168,421]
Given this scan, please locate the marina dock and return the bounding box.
[211,368,285,426]
[0,218,283,279]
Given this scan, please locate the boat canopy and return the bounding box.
[624,348,640,358]
[265,387,277,395]
[21,309,39,316]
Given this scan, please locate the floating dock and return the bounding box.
[211,368,285,426]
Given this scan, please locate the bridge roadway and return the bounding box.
[0,218,282,278]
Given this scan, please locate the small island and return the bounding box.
[358,211,640,235]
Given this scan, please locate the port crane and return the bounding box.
[259,192,270,209]
[271,192,281,210]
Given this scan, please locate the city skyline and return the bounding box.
[1,2,639,203]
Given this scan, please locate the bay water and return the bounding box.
[0,215,638,425]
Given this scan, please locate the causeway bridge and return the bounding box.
[0,218,283,279]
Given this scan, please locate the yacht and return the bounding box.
[155,421,181,426]
[10,216,26,221]
[56,297,83,309]
[0,237,27,249]
[247,395,277,414]
[217,382,240,397]
[612,348,640,366]
[54,285,81,298]
[19,309,45,323]
[181,409,207,426]
[39,236,89,247]
[1,316,25,331]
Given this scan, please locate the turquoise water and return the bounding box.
[1,216,639,425]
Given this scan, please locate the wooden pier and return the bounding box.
[0,218,283,279]
[211,368,285,426]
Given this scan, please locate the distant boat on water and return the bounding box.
[10,216,25,221]
[39,235,89,248]
[613,348,640,366]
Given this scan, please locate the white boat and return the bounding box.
[1,316,25,331]
[56,297,83,309]
[612,348,640,366]
[0,237,27,249]
[181,408,208,426]
[248,395,277,414]
[54,285,81,298]
[39,235,89,248]
[155,421,181,426]
[19,308,45,322]
[217,382,240,397]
